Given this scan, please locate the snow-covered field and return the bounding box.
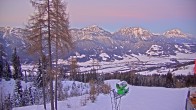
[55,53,196,75]
[12,80,188,110]
[20,53,195,76]
[9,53,194,110]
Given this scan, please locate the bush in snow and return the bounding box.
[80,95,88,106]
[70,82,80,97]
[57,80,65,101]
[4,94,12,110]
[63,85,70,100]
[100,83,111,94]
[66,103,71,108]
[89,79,97,103]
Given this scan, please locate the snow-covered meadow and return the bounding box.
[11,80,188,110]
[2,52,193,110]
[56,52,196,75]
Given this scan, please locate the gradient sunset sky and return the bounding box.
[0,0,196,35]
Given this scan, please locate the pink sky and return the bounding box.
[68,0,196,22]
[0,0,196,34]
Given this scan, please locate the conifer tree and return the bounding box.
[70,81,79,97]
[25,0,73,109]
[3,61,12,81]
[25,0,50,108]
[0,56,3,80]
[23,87,31,106]
[12,48,22,80]
[28,86,34,105]
[0,44,4,80]
[14,79,23,107]
[166,71,174,88]
[36,59,43,88]
[70,57,78,80]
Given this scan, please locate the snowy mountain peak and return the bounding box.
[81,25,106,33]
[1,26,14,38]
[163,29,187,38]
[117,27,152,37]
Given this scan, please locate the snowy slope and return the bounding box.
[13,80,188,110]
[0,79,33,96]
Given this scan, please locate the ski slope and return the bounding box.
[13,80,189,110]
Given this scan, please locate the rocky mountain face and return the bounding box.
[163,29,187,38]
[0,27,31,62]
[113,27,153,41]
[0,26,196,63]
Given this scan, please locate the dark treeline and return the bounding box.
[70,69,196,88]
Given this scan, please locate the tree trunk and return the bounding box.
[41,57,46,110]
[42,73,46,110]
[55,40,58,110]
[55,1,59,109]
[39,17,46,110]
[47,0,54,110]
[55,73,57,110]
[55,43,58,110]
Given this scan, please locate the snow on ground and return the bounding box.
[0,79,33,96]
[146,45,163,56]
[19,53,196,75]
[13,80,189,110]
[172,65,195,75]
[171,53,196,61]
[78,53,196,75]
[138,64,195,75]
[99,53,110,61]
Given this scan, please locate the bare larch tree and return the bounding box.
[25,0,73,110]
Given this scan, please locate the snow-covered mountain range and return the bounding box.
[0,25,196,63]
[163,29,187,38]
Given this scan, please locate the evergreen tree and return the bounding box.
[70,57,79,80]
[166,71,174,88]
[17,56,22,79]
[36,59,43,88]
[0,55,3,80]
[3,61,12,81]
[28,87,34,105]
[70,81,80,97]
[0,44,4,80]
[12,48,22,80]
[23,87,31,106]
[13,79,23,107]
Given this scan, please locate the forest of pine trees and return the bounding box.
[0,47,22,81]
